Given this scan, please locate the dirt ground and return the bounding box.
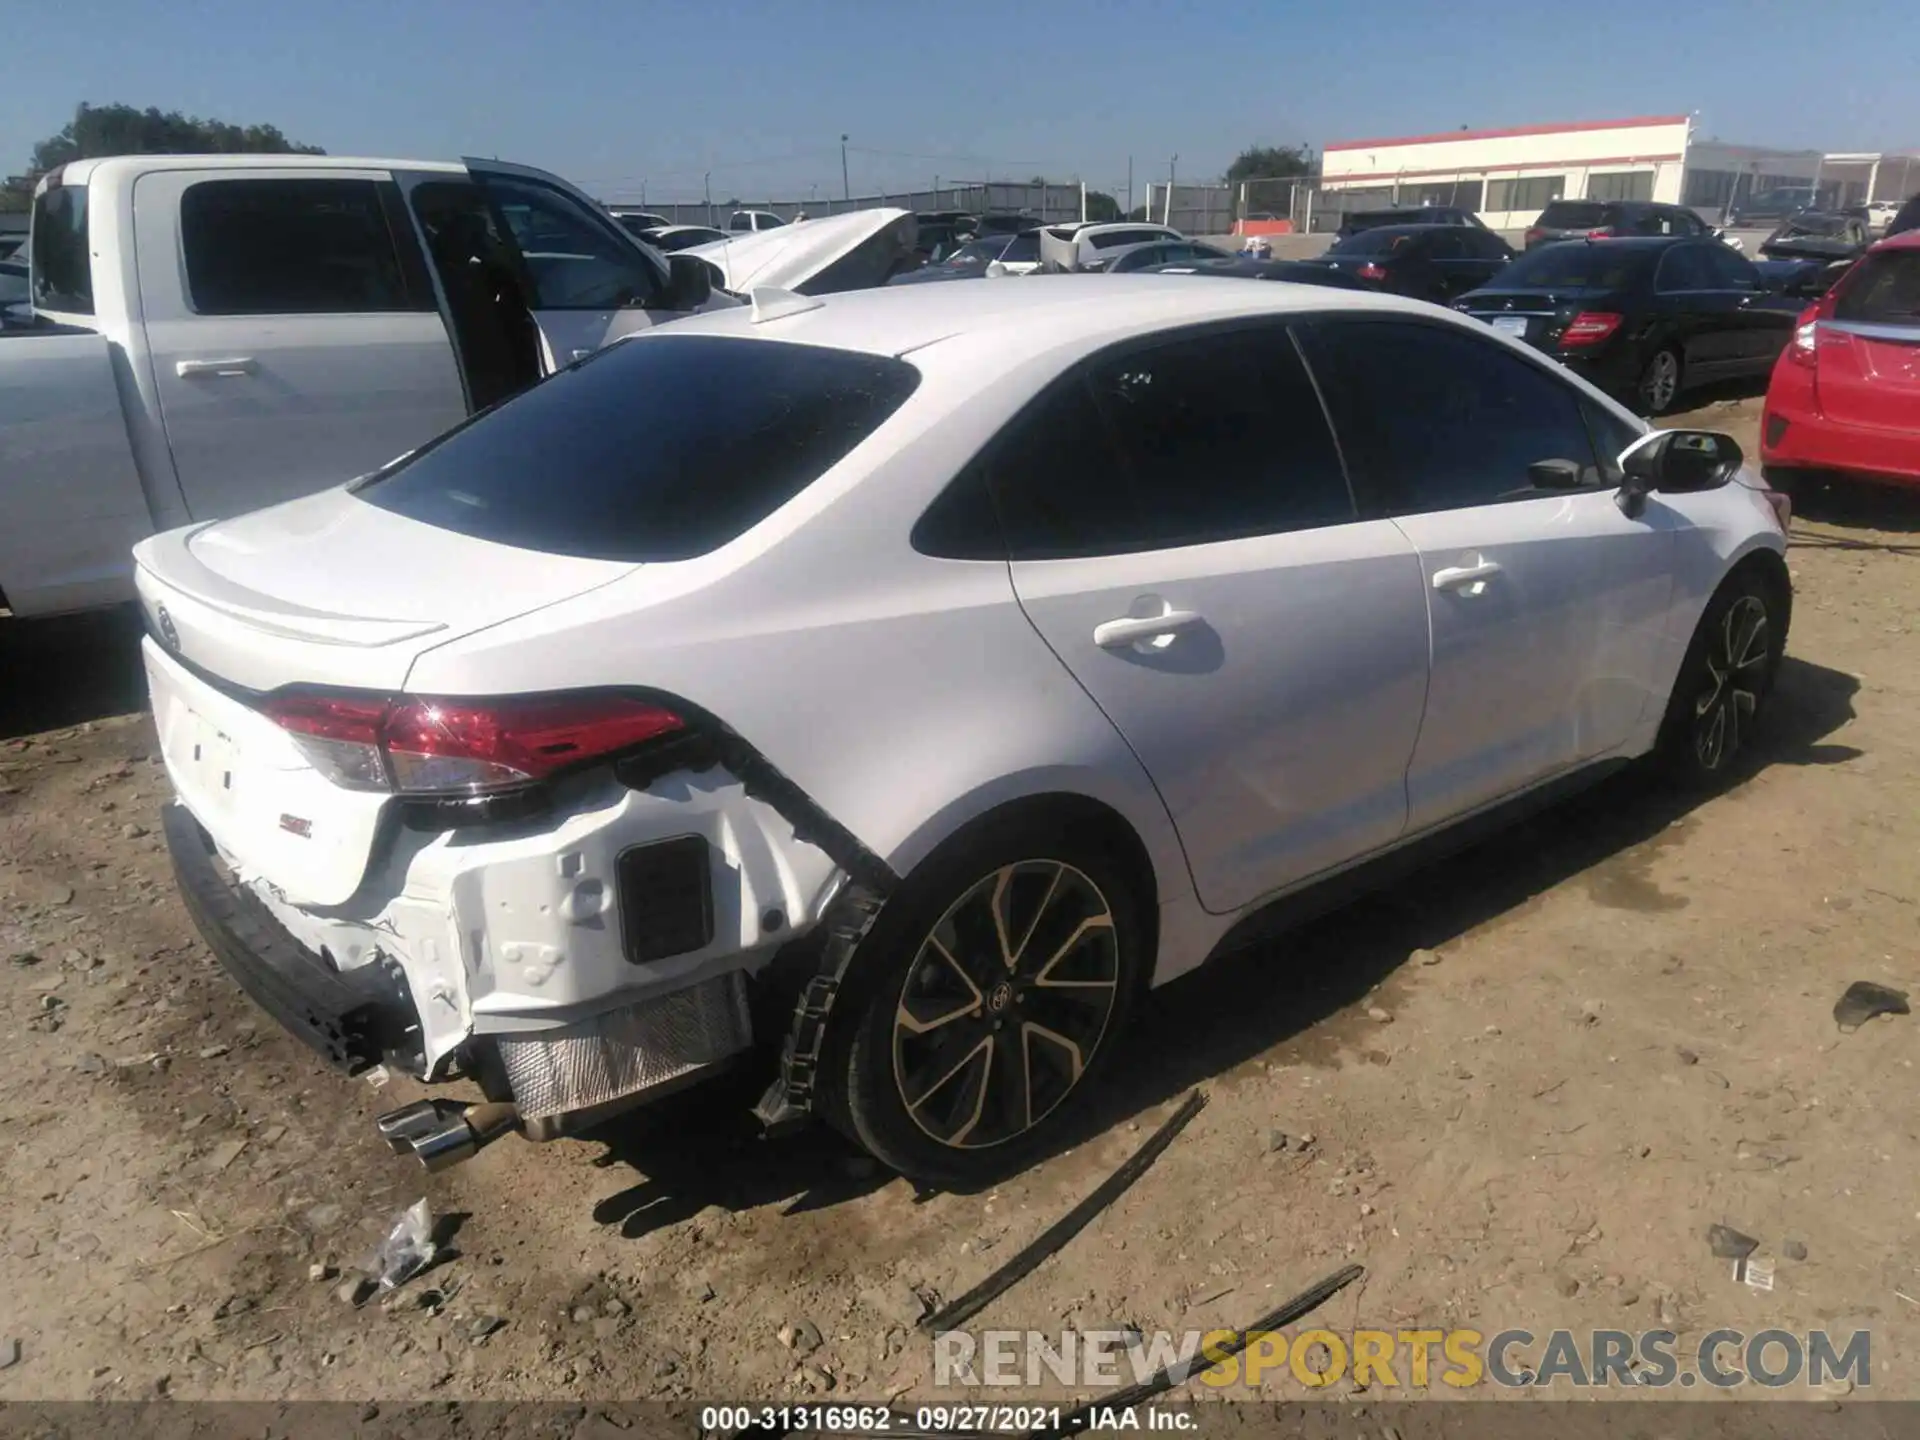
[3,392,1919,1409]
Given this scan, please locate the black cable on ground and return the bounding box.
[1032,1262,1368,1439]
[920,1088,1210,1335]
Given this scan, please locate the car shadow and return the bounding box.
[572,655,1859,1215]
[0,606,149,741]
[1785,475,1920,540]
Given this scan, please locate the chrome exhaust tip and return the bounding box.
[375,1099,520,1172]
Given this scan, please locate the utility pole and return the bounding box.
[1166,154,1178,226]
[703,171,712,227]
[841,134,851,204]
[1126,155,1133,218]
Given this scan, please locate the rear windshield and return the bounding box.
[1493,242,1650,290]
[1001,232,1040,262]
[1537,201,1609,229]
[1330,228,1422,255]
[1835,251,1920,324]
[30,178,93,315]
[359,335,920,561]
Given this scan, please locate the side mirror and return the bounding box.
[660,252,713,311]
[1617,430,1745,517]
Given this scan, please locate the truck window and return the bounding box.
[478,175,664,310]
[30,180,93,315]
[180,178,417,316]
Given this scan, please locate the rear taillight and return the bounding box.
[1585,227,1614,239]
[259,691,685,795]
[1524,228,1544,246]
[1559,311,1623,349]
[1788,294,1834,369]
[1356,262,1388,281]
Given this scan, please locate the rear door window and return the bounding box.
[983,325,1354,559]
[1298,319,1603,513]
[1654,245,1718,292]
[1835,250,1920,323]
[1700,244,1760,290]
[1538,202,1609,230]
[29,179,93,314]
[179,178,421,315]
[359,335,920,561]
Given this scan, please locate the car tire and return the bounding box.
[830,810,1148,1188]
[1653,566,1785,786]
[1637,346,1684,416]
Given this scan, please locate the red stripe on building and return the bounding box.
[1323,152,1685,183]
[1323,115,1690,154]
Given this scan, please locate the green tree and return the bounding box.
[1225,144,1312,184]
[1083,189,1121,223]
[3,102,324,210]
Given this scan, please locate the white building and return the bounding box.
[1317,115,1918,230]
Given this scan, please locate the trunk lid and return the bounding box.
[1817,248,1920,431]
[135,488,637,907]
[1458,288,1611,350]
[688,208,917,295]
[133,485,636,694]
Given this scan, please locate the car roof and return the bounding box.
[642,273,1445,362]
[57,153,470,184]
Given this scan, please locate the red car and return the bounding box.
[1761,228,1920,489]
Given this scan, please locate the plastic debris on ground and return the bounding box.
[366,1198,437,1292]
[1833,981,1909,1032]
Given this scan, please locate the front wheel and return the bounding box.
[1654,568,1784,785]
[834,816,1148,1187]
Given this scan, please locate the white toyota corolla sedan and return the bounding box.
[133,276,1792,1186]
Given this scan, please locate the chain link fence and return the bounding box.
[614,180,1091,228]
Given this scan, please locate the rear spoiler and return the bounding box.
[1759,235,1866,263]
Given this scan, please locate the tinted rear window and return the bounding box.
[1537,202,1609,229]
[1001,233,1040,262]
[1494,243,1650,290]
[30,179,92,314]
[1835,251,1920,324]
[359,336,920,561]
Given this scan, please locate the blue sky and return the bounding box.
[5,0,1914,205]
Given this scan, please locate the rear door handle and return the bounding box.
[175,357,257,378]
[1432,559,1503,593]
[1094,609,1203,649]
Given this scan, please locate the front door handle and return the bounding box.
[1094,609,1203,650]
[175,357,258,378]
[1432,559,1503,593]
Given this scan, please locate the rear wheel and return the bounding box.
[1637,346,1683,415]
[834,813,1147,1187]
[1654,567,1784,785]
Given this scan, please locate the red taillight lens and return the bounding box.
[1524,228,1544,246]
[1356,261,1388,281]
[1559,311,1623,349]
[1788,295,1833,369]
[259,691,685,795]
[1585,227,1614,239]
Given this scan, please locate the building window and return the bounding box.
[1401,179,1486,211]
[1587,170,1655,203]
[1486,175,1566,213]
[1683,168,1736,208]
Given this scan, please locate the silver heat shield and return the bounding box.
[497,972,753,1121]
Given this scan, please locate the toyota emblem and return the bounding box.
[156,604,180,652]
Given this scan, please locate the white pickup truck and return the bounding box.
[0,153,736,618]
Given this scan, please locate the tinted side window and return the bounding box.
[1298,320,1601,514]
[180,179,417,315]
[482,176,663,309]
[986,327,1353,560]
[1700,244,1759,289]
[1426,231,1466,259]
[30,180,93,314]
[1655,246,1718,292]
[1581,399,1646,482]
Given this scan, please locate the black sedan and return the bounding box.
[1140,256,1373,289]
[1302,224,1514,304]
[1334,205,1486,239]
[1455,236,1802,415]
